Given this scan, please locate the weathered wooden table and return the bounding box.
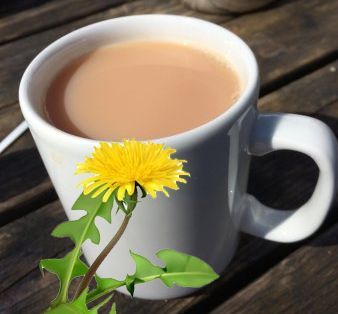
[0,0,338,313]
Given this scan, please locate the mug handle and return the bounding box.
[240,113,338,242]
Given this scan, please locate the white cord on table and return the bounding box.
[0,121,28,154]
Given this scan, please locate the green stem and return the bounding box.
[75,214,131,298]
[86,274,161,304]
[60,207,101,303]
[87,282,125,304]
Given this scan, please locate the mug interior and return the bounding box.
[20,15,258,143]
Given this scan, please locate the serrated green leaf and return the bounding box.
[52,214,100,245]
[40,251,88,306]
[122,250,218,296]
[73,190,116,223]
[45,288,111,314]
[54,191,116,245]
[42,191,116,306]
[85,250,218,301]
[157,249,219,288]
[130,251,164,281]
[124,251,165,296]
[87,275,124,303]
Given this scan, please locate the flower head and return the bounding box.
[76,140,190,202]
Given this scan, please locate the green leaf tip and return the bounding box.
[156,249,219,288]
[122,249,219,297]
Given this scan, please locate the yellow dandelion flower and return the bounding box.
[76,140,190,202]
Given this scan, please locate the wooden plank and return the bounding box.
[0,148,56,227]
[224,0,338,93]
[0,0,48,15]
[0,0,129,45]
[1,60,338,311]
[0,267,65,314]
[318,100,338,119]
[211,222,338,314]
[0,201,67,294]
[258,61,338,113]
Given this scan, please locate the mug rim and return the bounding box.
[19,14,259,147]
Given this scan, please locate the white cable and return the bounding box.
[0,121,28,155]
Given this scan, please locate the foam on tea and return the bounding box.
[44,41,240,140]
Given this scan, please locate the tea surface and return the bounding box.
[45,41,240,140]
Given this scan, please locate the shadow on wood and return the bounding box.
[0,0,49,15]
[0,148,56,226]
[248,113,337,211]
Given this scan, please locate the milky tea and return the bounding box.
[44,41,240,140]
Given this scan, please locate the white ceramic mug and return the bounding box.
[19,15,337,300]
